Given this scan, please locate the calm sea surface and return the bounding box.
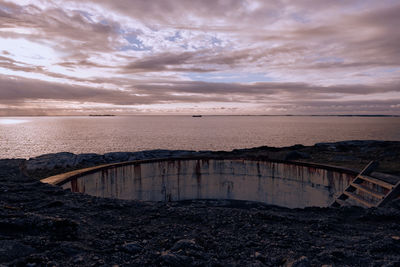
[0,116,399,159]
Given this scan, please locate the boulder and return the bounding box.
[171,239,202,251]
[26,152,77,171]
[0,240,35,262]
[121,242,143,254]
[0,159,27,181]
[284,151,311,161]
[285,256,310,267]
[74,153,104,166]
[104,152,132,163]
[332,155,357,162]
[160,252,192,266]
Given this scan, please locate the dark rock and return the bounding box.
[44,200,64,208]
[284,151,311,161]
[49,218,79,240]
[58,243,81,256]
[160,252,192,266]
[171,239,201,251]
[46,261,58,266]
[369,237,400,253]
[289,144,306,150]
[128,152,145,161]
[332,155,357,162]
[104,152,131,163]
[315,143,337,151]
[0,240,35,262]
[72,255,84,264]
[121,242,143,254]
[285,256,310,267]
[26,152,77,171]
[74,153,104,166]
[0,159,28,181]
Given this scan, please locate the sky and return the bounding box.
[0,0,399,115]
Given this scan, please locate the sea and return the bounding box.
[0,115,399,159]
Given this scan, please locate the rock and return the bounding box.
[72,255,84,264]
[315,143,337,151]
[284,151,311,161]
[0,240,35,262]
[74,153,103,166]
[103,150,196,163]
[0,159,28,181]
[104,152,132,163]
[23,149,200,173]
[44,200,64,208]
[249,260,266,267]
[121,242,143,254]
[332,155,357,162]
[160,252,192,266]
[170,150,196,158]
[49,218,79,240]
[46,261,58,267]
[171,239,201,251]
[58,243,81,256]
[370,237,400,253]
[26,152,77,171]
[128,152,145,161]
[285,256,310,267]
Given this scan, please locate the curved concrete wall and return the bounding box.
[56,159,356,208]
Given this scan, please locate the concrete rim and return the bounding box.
[40,156,358,186]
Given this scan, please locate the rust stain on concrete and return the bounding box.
[43,158,359,208]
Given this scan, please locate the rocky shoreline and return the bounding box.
[1,140,400,266]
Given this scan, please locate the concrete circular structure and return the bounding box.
[41,158,357,208]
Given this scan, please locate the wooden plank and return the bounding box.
[350,182,385,200]
[357,175,395,190]
[40,163,117,185]
[378,181,400,207]
[370,172,400,185]
[360,161,378,175]
[332,161,400,208]
[343,191,375,208]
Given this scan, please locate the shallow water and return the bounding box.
[1,115,399,159]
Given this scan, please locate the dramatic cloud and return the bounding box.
[0,0,399,115]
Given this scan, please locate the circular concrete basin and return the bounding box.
[41,158,356,208]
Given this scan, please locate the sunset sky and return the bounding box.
[0,0,399,115]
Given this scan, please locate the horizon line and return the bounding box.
[1,114,399,117]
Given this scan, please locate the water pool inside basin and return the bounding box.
[55,159,356,208]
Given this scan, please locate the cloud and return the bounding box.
[0,75,234,106]
[1,73,399,115]
[0,0,399,115]
[132,80,400,97]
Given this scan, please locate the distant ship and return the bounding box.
[192,115,202,117]
[89,114,115,117]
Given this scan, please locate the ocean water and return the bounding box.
[0,116,399,159]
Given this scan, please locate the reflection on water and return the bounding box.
[1,116,400,159]
[0,119,29,125]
